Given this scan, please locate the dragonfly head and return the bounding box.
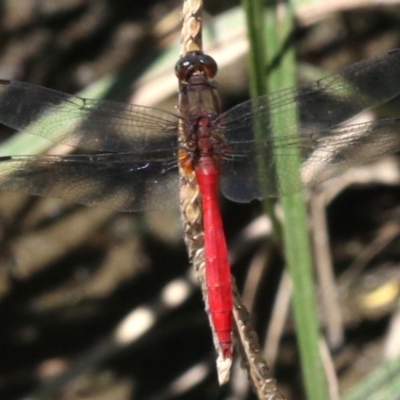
[175,52,218,82]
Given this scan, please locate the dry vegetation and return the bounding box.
[1,0,400,399]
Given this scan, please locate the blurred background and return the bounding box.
[1,0,400,399]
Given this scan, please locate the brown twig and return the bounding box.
[180,0,203,57]
[233,280,285,399]
[178,0,232,385]
[177,0,285,392]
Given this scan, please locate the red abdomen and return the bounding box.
[195,158,233,359]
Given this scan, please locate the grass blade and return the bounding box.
[241,0,330,398]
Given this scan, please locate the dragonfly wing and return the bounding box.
[0,152,179,211]
[220,118,400,201]
[0,80,179,152]
[219,49,400,201]
[299,118,400,188]
[220,136,303,201]
[220,49,400,144]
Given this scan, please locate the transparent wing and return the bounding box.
[0,80,181,210]
[220,119,400,202]
[0,152,179,211]
[219,49,400,201]
[0,80,179,152]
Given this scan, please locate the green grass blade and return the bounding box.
[240,0,281,237]
[265,3,330,399]
[241,0,330,398]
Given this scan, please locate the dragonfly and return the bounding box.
[1,47,400,380]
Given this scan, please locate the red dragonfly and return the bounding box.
[1,48,400,375]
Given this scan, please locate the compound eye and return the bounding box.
[175,53,218,80]
[198,54,218,78]
[175,54,197,80]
